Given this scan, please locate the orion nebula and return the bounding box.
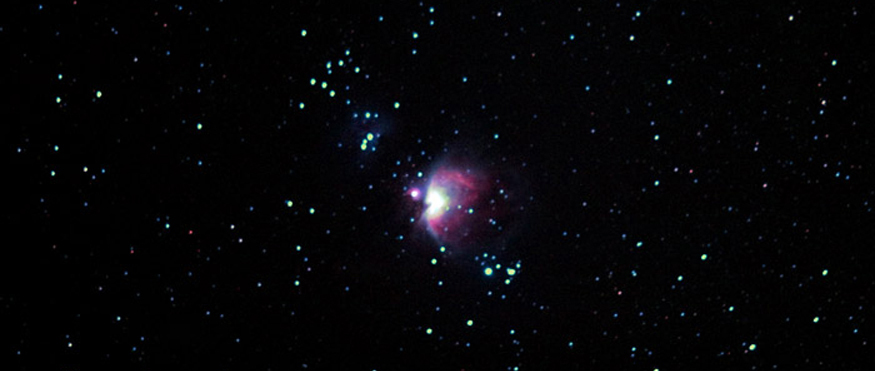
[421,166,484,242]
[402,157,522,250]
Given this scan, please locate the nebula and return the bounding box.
[421,167,484,243]
[402,155,525,249]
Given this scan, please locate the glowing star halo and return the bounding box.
[408,187,422,200]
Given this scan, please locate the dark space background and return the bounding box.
[3,1,874,369]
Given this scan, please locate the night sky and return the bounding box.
[5,1,874,369]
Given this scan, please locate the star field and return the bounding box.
[4,1,874,370]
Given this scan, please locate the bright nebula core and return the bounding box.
[421,167,483,242]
